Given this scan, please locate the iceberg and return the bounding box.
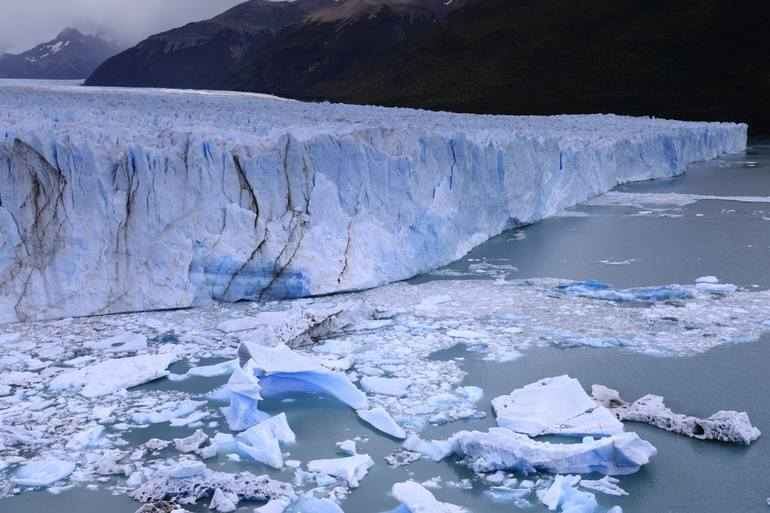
[236,413,296,468]
[537,475,597,513]
[49,353,176,397]
[0,83,747,322]
[357,407,407,439]
[390,481,465,513]
[491,376,624,437]
[591,385,761,445]
[450,428,656,476]
[306,454,375,488]
[555,281,693,303]
[11,460,76,487]
[223,343,368,431]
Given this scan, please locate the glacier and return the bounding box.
[0,82,747,322]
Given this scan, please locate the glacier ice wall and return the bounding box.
[0,83,747,322]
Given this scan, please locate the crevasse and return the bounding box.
[0,83,747,322]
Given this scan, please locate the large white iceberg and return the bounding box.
[492,376,624,437]
[11,460,76,487]
[236,413,296,468]
[306,454,375,488]
[0,82,747,322]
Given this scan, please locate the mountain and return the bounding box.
[86,0,335,89]
[0,28,118,80]
[85,0,464,93]
[322,0,770,134]
[216,0,464,97]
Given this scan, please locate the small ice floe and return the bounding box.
[491,376,624,437]
[168,461,206,479]
[209,488,238,512]
[389,481,465,513]
[223,342,368,431]
[307,453,375,488]
[11,460,76,487]
[579,476,628,497]
[555,281,692,303]
[384,450,422,467]
[84,332,147,354]
[357,407,406,439]
[168,359,238,381]
[235,413,296,469]
[592,385,761,444]
[403,435,455,462]
[255,497,292,513]
[173,430,218,460]
[132,400,207,424]
[694,276,738,294]
[131,468,293,506]
[49,353,176,397]
[336,439,357,455]
[360,376,410,397]
[65,425,106,450]
[537,475,597,513]
[430,429,655,475]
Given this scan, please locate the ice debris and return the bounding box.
[360,376,410,397]
[555,281,693,303]
[592,385,761,444]
[236,413,296,468]
[130,468,293,505]
[84,332,147,354]
[357,407,407,439]
[391,481,465,513]
[307,454,375,488]
[49,353,176,397]
[492,376,624,437]
[537,475,597,513]
[578,476,628,497]
[11,460,76,487]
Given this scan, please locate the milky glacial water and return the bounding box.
[3,141,769,513]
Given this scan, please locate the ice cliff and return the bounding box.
[0,83,747,322]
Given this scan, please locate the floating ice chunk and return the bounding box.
[288,497,344,513]
[12,460,76,487]
[307,454,375,488]
[131,468,293,505]
[579,476,628,497]
[696,282,738,293]
[484,486,531,503]
[234,343,368,418]
[456,386,483,403]
[169,359,238,381]
[385,450,422,467]
[592,385,761,444]
[695,276,720,284]
[84,332,147,354]
[391,481,465,513]
[132,400,207,424]
[256,497,292,513]
[360,376,410,397]
[237,414,295,469]
[65,425,105,450]
[451,428,656,475]
[223,362,268,431]
[357,407,406,439]
[556,281,692,303]
[492,376,624,437]
[336,439,357,455]
[168,461,206,479]
[209,488,238,512]
[607,507,623,513]
[537,475,597,513]
[403,435,455,462]
[174,430,209,454]
[50,353,175,397]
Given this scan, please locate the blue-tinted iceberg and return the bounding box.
[390,481,465,513]
[11,460,76,487]
[555,281,692,303]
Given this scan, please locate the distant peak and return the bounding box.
[57,28,84,40]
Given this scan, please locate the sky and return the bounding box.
[0,0,248,54]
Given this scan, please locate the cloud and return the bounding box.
[0,0,247,53]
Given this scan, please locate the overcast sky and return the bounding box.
[0,0,248,54]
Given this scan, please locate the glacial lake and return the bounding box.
[3,140,769,513]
